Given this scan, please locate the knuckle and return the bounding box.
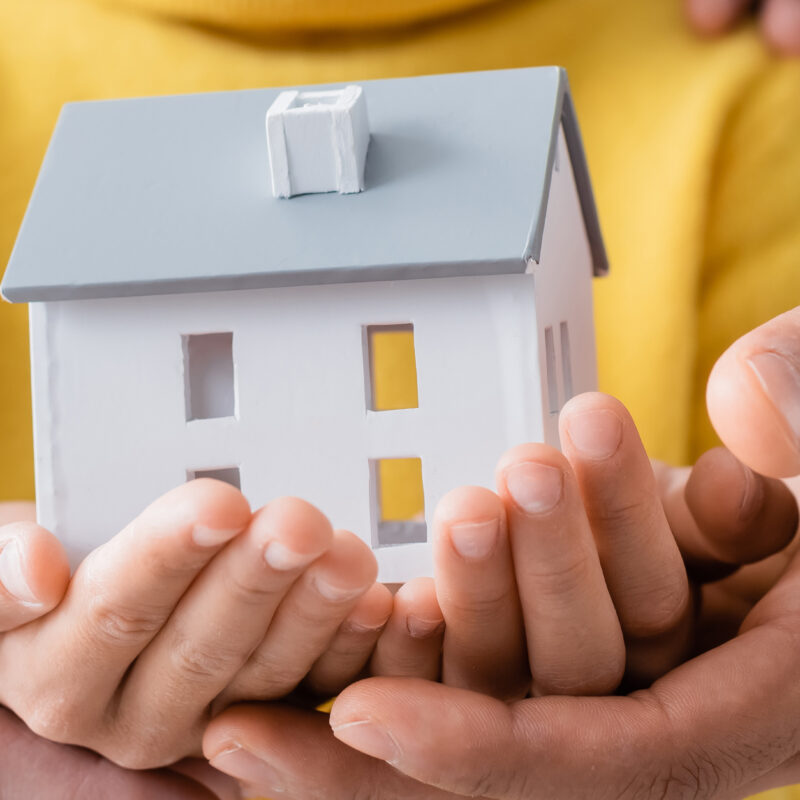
[24,694,85,744]
[243,650,304,696]
[223,568,279,607]
[87,593,163,647]
[529,554,591,599]
[623,582,689,639]
[104,739,165,770]
[444,587,515,626]
[140,539,206,580]
[170,634,239,683]
[589,497,651,531]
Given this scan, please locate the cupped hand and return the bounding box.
[0,504,236,798]
[686,0,800,55]
[203,388,799,798]
[0,482,391,769]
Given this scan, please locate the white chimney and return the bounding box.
[266,85,370,198]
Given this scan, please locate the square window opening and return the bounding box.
[183,332,235,421]
[369,457,426,547]
[363,324,419,411]
[187,466,241,490]
[544,326,559,414]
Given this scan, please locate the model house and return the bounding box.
[1,67,608,581]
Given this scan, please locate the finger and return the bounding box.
[370,577,444,682]
[204,702,459,800]
[0,479,250,739]
[685,0,753,34]
[433,486,528,700]
[707,306,800,478]
[762,0,800,55]
[331,678,654,799]
[114,498,333,762]
[219,529,377,706]
[560,394,692,681]
[0,522,70,629]
[685,447,798,562]
[305,582,393,698]
[655,450,798,581]
[496,444,625,695]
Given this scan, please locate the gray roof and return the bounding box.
[1,67,608,303]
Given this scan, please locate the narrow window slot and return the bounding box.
[364,324,419,411]
[187,466,241,490]
[559,321,574,403]
[183,332,235,420]
[544,326,559,414]
[369,457,426,547]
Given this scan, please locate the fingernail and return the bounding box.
[264,539,316,571]
[406,614,445,639]
[192,525,240,547]
[504,462,563,514]
[448,519,500,561]
[209,744,286,793]
[341,617,389,634]
[746,351,800,446]
[565,409,623,460]
[0,539,39,605]
[312,574,366,602]
[332,720,400,765]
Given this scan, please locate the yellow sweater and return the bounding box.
[1,1,799,797]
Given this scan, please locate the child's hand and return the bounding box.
[686,0,800,55]
[0,503,70,630]
[0,481,390,769]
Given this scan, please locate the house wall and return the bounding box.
[30,273,543,581]
[531,123,600,447]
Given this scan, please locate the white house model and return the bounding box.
[1,68,608,582]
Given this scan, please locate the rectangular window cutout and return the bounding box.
[559,321,574,404]
[364,324,419,411]
[184,333,235,421]
[370,457,426,547]
[544,326,559,414]
[187,466,241,490]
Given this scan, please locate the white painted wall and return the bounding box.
[30,273,544,582]
[531,123,599,448]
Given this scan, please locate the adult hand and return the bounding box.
[203,307,800,800]
[0,706,238,800]
[685,0,800,56]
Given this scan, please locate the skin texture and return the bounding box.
[205,328,800,799]
[686,0,800,55]
[0,483,391,769]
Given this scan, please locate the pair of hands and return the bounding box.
[3,354,796,800]
[191,307,800,800]
[2,393,794,800]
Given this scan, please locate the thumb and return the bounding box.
[330,678,658,798]
[707,306,800,478]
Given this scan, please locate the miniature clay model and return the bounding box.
[1,67,608,582]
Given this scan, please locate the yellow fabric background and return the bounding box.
[0,0,799,796]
